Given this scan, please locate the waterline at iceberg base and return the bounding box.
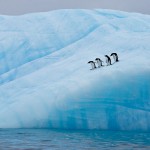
[0,9,150,130]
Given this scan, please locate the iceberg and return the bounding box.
[0,9,150,130]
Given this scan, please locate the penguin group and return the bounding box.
[88,53,119,70]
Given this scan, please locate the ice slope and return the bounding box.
[0,9,150,130]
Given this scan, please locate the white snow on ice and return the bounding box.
[0,9,150,130]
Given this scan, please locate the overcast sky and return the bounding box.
[0,0,150,15]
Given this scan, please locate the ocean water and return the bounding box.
[0,129,150,150]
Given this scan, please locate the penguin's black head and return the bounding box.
[105,55,108,57]
[111,53,117,56]
[96,58,103,61]
[88,61,93,64]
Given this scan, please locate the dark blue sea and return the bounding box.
[0,129,150,150]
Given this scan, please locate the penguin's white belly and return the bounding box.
[91,63,95,69]
[106,59,108,64]
[98,61,101,66]
[113,55,116,61]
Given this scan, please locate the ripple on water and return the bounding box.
[0,129,150,150]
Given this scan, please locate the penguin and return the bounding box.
[110,53,119,62]
[95,58,103,68]
[105,55,112,66]
[88,61,97,70]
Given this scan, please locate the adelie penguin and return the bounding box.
[110,53,119,62]
[88,61,97,70]
[95,58,103,68]
[105,55,112,66]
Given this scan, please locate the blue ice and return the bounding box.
[0,9,150,130]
